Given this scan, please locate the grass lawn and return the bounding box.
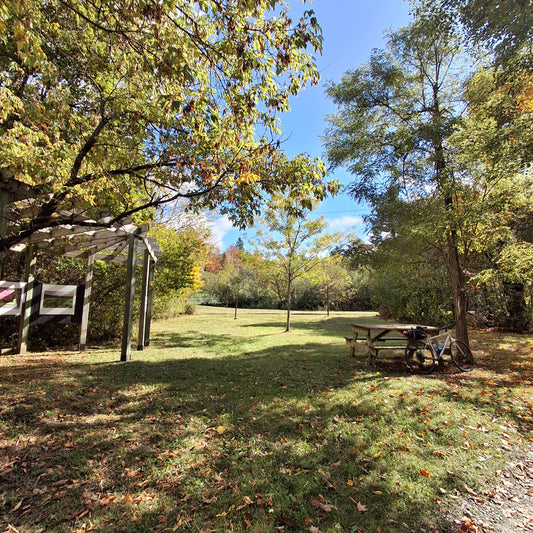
[1,307,532,532]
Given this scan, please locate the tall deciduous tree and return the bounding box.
[255,194,342,332]
[449,69,533,330]
[323,10,474,344]
[0,0,336,255]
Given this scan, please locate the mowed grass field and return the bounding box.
[1,307,532,532]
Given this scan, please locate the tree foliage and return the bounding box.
[324,3,533,333]
[255,194,343,331]
[149,224,210,317]
[449,68,533,330]
[324,10,475,342]
[440,0,533,67]
[0,0,337,255]
[314,256,349,315]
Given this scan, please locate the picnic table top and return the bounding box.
[351,323,440,333]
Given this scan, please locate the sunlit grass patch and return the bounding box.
[0,308,531,532]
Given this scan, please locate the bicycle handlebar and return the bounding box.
[439,322,456,332]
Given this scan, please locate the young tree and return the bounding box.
[323,9,474,343]
[0,0,336,254]
[149,224,209,315]
[211,245,247,318]
[315,256,349,316]
[255,194,342,332]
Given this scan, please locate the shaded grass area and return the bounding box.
[0,308,531,532]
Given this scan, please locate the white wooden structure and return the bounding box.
[0,180,161,360]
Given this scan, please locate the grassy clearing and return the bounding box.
[0,307,532,533]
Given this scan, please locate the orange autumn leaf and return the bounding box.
[418,470,434,478]
[458,519,483,533]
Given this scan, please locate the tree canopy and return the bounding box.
[323,3,533,334]
[323,11,476,342]
[441,0,533,66]
[0,0,337,256]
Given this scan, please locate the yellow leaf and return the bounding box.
[216,426,226,434]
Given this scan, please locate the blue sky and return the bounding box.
[210,0,412,249]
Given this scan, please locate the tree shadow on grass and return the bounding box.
[240,312,374,336]
[1,333,531,532]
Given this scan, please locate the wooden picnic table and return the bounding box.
[346,322,440,366]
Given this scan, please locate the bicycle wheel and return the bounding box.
[450,340,474,371]
[405,344,435,374]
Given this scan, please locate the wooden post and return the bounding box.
[121,234,137,362]
[79,252,95,351]
[137,250,150,350]
[0,189,10,278]
[17,245,36,354]
[144,258,155,347]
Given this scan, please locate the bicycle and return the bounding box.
[403,323,474,374]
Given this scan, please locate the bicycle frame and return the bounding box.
[426,331,453,360]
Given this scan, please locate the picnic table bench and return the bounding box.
[346,322,439,366]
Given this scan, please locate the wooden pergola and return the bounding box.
[1,179,161,360]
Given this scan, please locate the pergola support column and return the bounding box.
[121,234,137,361]
[144,259,155,347]
[79,252,95,351]
[17,245,36,354]
[137,250,150,350]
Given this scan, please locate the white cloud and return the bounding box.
[207,216,234,249]
[327,215,364,232]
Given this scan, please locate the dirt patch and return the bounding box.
[441,446,533,532]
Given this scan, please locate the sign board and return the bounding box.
[0,281,26,316]
[39,284,78,316]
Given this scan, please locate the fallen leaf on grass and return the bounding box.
[463,485,477,496]
[349,497,368,512]
[318,469,336,490]
[11,500,23,512]
[276,515,295,527]
[310,498,337,512]
[357,501,367,512]
[418,470,434,478]
[458,519,483,533]
[99,495,117,506]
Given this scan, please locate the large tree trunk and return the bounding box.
[446,229,470,346]
[434,127,470,346]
